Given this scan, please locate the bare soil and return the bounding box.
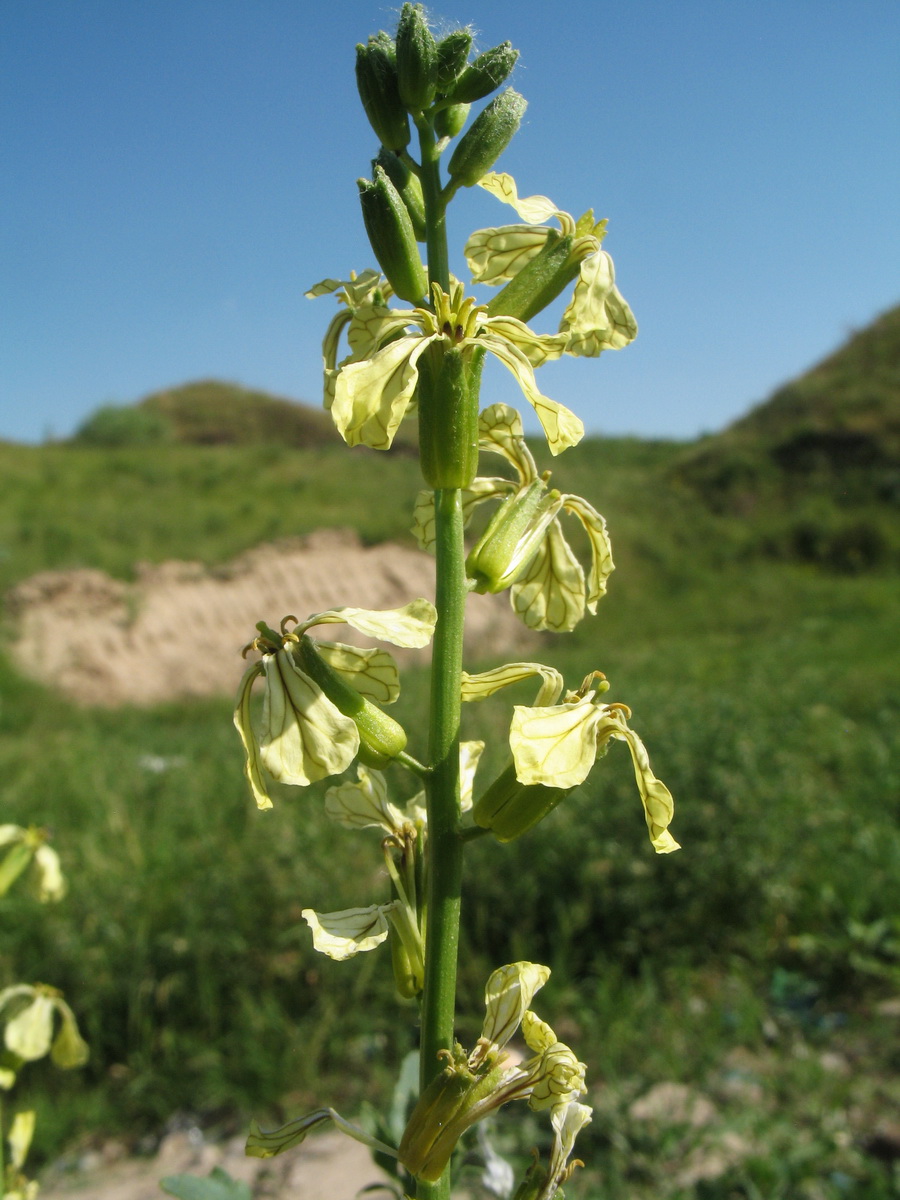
[6,529,534,706]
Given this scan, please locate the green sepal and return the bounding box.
[446,42,519,104]
[472,762,571,841]
[373,147,426,241]
[435,29,473,89]
[434,102,470,139]
[294,637,408,762]
[417,344,480,489]
[358,167,428,303]
[466,477,550,592]
[447,89,527,187]
[396,3,438,110]
[355,38,411,152]
[486,231,582,324]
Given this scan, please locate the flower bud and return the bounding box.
[486,230,583,324]
[466,478,559,593]
[417,344,479,489]
[472,763,572,841]
[358,167,429,303]
[446,42,519,104]
[294,637,408,763]
[435,29,472,89]
[373,147,426,241]
[448,89,527,187]
[396,3,438,110]
[434,102,470,139]
[355,37,411,151]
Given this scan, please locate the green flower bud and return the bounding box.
[358,167,429,303]
[390,922,424,999]
[446,42,519,104]
[396,3,438,111]
[355,38,411,151]
[294,636,408,763]
[472,762,572,841]
[373,147,426,241]
[486,230,583,324]
[434,102,470,139]
[435,29,473,89]
[417,344,479,489]
[447,89,527,188]
[466,477,559,593]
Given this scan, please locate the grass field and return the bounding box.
[1,369,899,1197]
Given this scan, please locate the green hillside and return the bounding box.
[672,303,900,570]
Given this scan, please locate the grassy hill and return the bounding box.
[672,302,900,570]
[1,321,899,1196]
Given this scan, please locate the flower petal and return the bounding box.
[324,766,407,834]
[560,250,637,357]
[465,223,552,286]
[482,314,568,368]
[561,494,614,613]
[478,403,539,483]
[479,333,584,456]
[5,993,54,1061]
[305,599,437,648]
[510,521,586,632]
[233,661,274,810]
[606,713,680,854]
[461,662,565,707]
[314,640,400,704]
[32,844,65,903]
[49,998,89,1068]
[477,173,563,225]
[510,695,603,789]
[331,333,431,449]
[302,904,398,960]
[459,740,485,813]
[480,962,551,1058]
[260,653,359,787]
[247,1106,398,1160]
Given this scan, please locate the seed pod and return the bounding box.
[447,89,527,187]
[294,636,408,763]
[355,38,411,151]
[373,147,427,241]
[396,3,438,110]
[472,762,572,841]
[417,344,479,489]
[446,41,518,104]
[435,29,472,89]
[434,102,470,139]
[486,230,581,324]
[358,167,429,303]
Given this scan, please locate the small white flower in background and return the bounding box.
[0,825,65,903]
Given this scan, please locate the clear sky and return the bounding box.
[2,0,898,445]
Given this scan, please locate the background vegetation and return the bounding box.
[1,306,898,1198]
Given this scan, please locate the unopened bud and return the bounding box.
[355,38,411,151]
[448,89,527,187]
[446,42,519,104]
[434,102,470,139]
[396,3,438,110]
[435,29,473,89]
[374,147,426,241]
[358,167,428,303]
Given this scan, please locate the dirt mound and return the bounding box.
[5,530,534,706]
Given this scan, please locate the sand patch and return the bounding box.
[5,530,534,706]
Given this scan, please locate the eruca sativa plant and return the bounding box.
[233,8,679,1198]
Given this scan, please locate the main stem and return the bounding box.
[417,118,465,1200]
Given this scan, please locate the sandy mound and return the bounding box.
[5,530,534,706]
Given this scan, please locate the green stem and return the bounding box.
[419,488,466,1200]
[416,115,450,293]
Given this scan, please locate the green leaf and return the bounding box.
[160,1166,252,1200]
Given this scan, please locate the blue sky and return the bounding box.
[2,0,898,444]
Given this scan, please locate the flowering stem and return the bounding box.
[420,487,466,1200]
[416,115,450,294]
